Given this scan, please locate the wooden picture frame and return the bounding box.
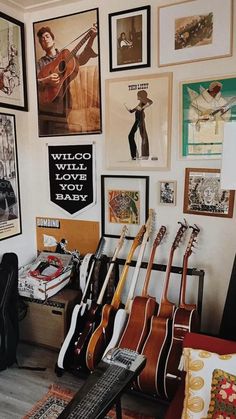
[183,168,235,218]
[105,73,172,171]
[109,6,150,72]
[158,0,232,67]
[180,75,236,159]
[0,113,22,240]
[33,8,101,137]
[158,180,177,206]
[101,175,149,239]
[0,12,28,111]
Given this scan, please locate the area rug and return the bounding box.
[22,384,155,419]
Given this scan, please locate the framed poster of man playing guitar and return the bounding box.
[33,8,101,137]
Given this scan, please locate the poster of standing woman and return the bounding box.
[105,73,172,170]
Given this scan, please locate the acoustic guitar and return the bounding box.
[38,24,97,105]
[102,210,155,358]
[85,224,146,371]
[137,220,188,398]
[56,236,105,372]
[118,225,167,353]
[72,226,128,369]
[164,224,200,400]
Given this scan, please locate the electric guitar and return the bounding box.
[117,225,167,353]
[85,224,146,371]
[102,210,155,358]
[72,226,128,369]
[164,224,200,400]
[56,236,105,372]
[38,24,97,105]
[137,220,188,398]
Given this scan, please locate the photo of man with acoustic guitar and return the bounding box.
[33,8,101,137]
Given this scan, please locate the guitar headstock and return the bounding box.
[94,236,106,259]
[153,225,167,247]
[133,225,146,249]
[185,224,200,258]
[117,225,128,249]
[144,209,155,239]
[172,219,188,250]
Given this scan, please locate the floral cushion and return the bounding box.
[181,348,236,419]
[207,368,236,418]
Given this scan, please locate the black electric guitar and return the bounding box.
[56,237,105,374]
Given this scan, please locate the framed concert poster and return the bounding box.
[158,0,232,67]
[158,180,177,206]
[183,168,235,218]
[0,113,22,240]
[180,75,236,159]
[101,175,149,239]
[33,8,102,137]
[109,5,150,72]
[0,12,28,111]
[105,73,172,171]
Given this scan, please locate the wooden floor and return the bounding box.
[0,342,169,419]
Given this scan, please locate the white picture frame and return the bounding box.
[158,180,177,206]
[158,0,233,67]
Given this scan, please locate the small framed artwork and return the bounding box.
[109,6,150,72]
[158,0,232,67]
[158,180,177,206]
[0,12,28,111]
[101,175,149,239]
[105,73,172,171]
[180,75,236,159]
[0,113,22,240]
[33,8,101,137]
[183,168,235,218]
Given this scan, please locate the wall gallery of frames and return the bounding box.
[0,0,236,339]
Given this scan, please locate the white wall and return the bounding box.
[0,0,236,335]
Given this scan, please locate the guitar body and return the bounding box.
[38,49,79,105]
[86,304,116,371]
[73,302,102,369]
[103,308,128,358]
[57,301,89,371]
[137,315,172,398]
[164,307,200,400]
[118,296,158,353]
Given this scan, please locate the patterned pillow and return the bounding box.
[181,348,236,419]
[207,368,236,418]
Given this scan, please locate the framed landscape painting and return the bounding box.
[109,6,150,72]
[101,175,149,238]
[183,168,234,218]
[158,0,232,67]
[105,73,172,171]
[180,75,236,159]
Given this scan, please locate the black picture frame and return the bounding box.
[0,12,28,111]
[101,175,149,239]
[33,8,102,137]
[109,6,151,72]
[0,112,22,241]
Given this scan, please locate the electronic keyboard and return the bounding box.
[58,348,146,419]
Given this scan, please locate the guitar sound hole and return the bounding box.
[58,60,66,73]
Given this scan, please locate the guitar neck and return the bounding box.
[96,240,124,305]
[161,247,175,305]
[125,236,148,310]
[110,227,145,311]
[81,237,105,303]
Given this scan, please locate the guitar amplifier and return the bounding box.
[19,288,81,350]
